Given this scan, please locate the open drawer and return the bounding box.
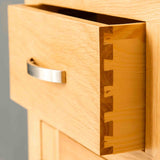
[8,4,145,155]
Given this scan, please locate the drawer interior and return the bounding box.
[28,4,141,25]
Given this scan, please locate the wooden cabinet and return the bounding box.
[21,1,160,159]
[8,0,160,159]
[28,111,151,160]
[8,4,146,156]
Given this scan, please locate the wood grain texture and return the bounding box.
[8,4,145,155]
[28,111,60,160]
[28,111,41,160]
[28,111,152,160]
[23,0,160,159]
[8,4,102,155]
[25,0,160,21]
[28,111,106,160]
[100,24,146,154]
[24,0,160,158]
[41,122,59,160]
[145,21,160,157]
[103,151,152,160]
[59,132,106,160]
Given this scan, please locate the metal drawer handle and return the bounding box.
[27,58,66,83]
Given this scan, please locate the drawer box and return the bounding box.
[8,4,145,155]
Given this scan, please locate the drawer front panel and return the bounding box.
[9,4,101,155]
[8,4,145,155]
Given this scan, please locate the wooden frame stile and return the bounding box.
[28,110,60,160]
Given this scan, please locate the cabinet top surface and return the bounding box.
[26,0,160,21]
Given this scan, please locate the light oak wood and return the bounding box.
[25,0,160,21]
[59,131,106,160]
[28,111,106,160]
[101,25,145,153]
[28,111,41,160]
[24,0,160,158]
[60,131,151,160]
[28,111,152,160]
[8,4,145,155]
[104,151,152,160]
[8,4,104,155]
[41,122,59,160]
[145,21,160,157]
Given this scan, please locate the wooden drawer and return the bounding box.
[8,4,145,155]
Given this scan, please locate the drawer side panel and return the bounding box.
[100,23,146,154]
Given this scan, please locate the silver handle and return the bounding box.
[27,58,66,83]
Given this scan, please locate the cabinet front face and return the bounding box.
[8,4,145,155]
[40,121,105,160]
[28,113,151,160]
